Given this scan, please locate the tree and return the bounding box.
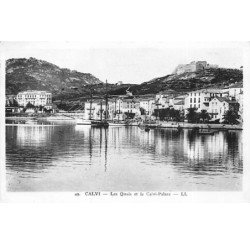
[186,108,199,123]
[124,112,135,119]
[223,110,240,124]
[26,102,35,109]
[140,107,146,115]
[12,99,19,107]
[170,109,182,122]
[38,105,43,111]
[199,109,211,123]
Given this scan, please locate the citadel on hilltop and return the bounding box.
[173,61,218,75]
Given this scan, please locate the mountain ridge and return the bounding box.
[6,57,243,100]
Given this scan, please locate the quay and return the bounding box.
[158,122,243,130]
[5,116,243,130]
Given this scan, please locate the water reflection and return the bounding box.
[6,124,243,191]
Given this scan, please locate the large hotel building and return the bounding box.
[16,90,52,107]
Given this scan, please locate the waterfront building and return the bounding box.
[5,95,22,113]
[172,95,187,111]
[155,90,177,109]
[208,96,239,122]
[184,89,229,113]
[138,96,155,115]
[16,90,52,107]
[224,82,243,101]
[108,98,124,120]
[122,98,140,118]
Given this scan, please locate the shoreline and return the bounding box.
[158,122,243,130]
[5,117,243,130]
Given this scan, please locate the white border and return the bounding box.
[0,41,249,203]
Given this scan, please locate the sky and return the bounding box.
[0,42,244,84]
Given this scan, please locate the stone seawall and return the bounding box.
[159,122,243,130]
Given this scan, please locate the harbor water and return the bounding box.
[6,121,243,191]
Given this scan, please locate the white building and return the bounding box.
[108,98,124,120]
[184,89,229,113]
[17,90,52,107]
[139,97,155,115]
[208,96,239,122]
[173,95,187,111]
[122,98,140,116]
[224,83,243,101]
[155,90,177,109]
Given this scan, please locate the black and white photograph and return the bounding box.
[1,42,247,195]
[1,1,250,250]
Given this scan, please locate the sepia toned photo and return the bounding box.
[0,42,246,197]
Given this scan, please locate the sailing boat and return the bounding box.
[108,97,126,127]
[91,80,109,128]
[76,87,93,125]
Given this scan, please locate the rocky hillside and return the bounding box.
[6,57,105,99]
[109,67,243,96]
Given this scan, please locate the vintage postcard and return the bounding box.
[0,41,249,202]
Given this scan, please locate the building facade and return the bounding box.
[17,90,52,107]
[184,89,229,113]
[139,97,155,115]
[208,97,239,122]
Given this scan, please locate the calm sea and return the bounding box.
[6,121,243,191]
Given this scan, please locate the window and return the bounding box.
[198,104,200,108]
[190,104,192,108]
[194,98,196,103]
[194,104,196,108]
[190,98,192,103]
[198,98,200,103]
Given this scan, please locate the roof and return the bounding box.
[174,96,186,100]
[174,100,185,105]
[213,96,238,104]
[190,88,225,94]
[138,97,155,101]
[18,90,52,95]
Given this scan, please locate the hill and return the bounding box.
[6,57,107,99]
[6,58,243,101]
[109,67,243,96]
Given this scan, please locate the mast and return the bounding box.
[100,100,103,121]
[89,87,93,120]
[114,98,117,121]
[105,79,108,120]
[118,99,120,122]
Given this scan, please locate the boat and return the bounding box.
[76,119,91,125]
[198,128,216,135]
[90,80,110,128]
[138,120,161,129]
[91,120,109,128]
[25,119,38,124]
[138,123,151,132]
[108,121,127,126]
[192,126,200,132]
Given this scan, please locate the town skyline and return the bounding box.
[1,42,244,84]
